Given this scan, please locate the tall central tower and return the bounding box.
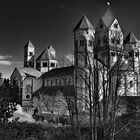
[95,7,123,68]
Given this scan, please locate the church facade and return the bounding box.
[10,7,140,113]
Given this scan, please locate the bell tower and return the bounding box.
[73,14,95,110]
[124,32,140,72]
[24,40,35,68]
[73,14,95,69]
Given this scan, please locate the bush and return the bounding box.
[0,122,79,140]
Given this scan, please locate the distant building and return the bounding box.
[36,45,58,73]
[24,40,35,68]
[10,6,140,113]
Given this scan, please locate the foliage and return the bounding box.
[0,78,20,103]
[0,97,17,123]
[0,122,79,140]
[33,92,70,115]
[0,78,20,123]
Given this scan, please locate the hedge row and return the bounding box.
[0,122,79,140]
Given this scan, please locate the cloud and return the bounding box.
[0,55,23,66]
[12,61,23,64]
[0,61,12,65]
[0,61,23,66]
[0,55,12,60]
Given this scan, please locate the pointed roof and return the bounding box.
[48,45,55,52]
[124,32,137,44]
[36,47,56,61]
[73,14,94,32]
[111,60,133,73]
[41,66,74,78]
[101,8,115,28]
[16,67,41,78]
[24,40,35,48]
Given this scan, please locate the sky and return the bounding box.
[0,0,140,78]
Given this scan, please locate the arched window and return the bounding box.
[114,23,118,28]
[59,79,61,86]
[111,37,115,44]
[135,52,139,57]
[65,77,69,86]
[45,79,48,86]
[111,52,116,57]
[80,40,85,46]
[116,38,120,45]
[69,77,71,85]
[129,51,133,57]
[55,79,57,86]
[50,79,53,86]
[130,80,134,88]
[48,80,51,86]
[69,77,73,86]
[57,79,60,86]
[100,24,103,29]
[88,40,93,46]
[78,36,86,46]
[25,85,32,94]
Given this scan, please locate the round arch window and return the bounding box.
[25,85,32,94]
[26,95,30,99]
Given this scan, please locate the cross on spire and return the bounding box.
[107,1,110,7]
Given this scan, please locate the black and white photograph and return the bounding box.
[0,0,140,139]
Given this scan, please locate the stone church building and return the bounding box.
[10,6,140,113]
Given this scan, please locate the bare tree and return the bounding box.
[74,40,136,140]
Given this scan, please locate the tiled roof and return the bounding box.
[41,66,74,78]
[17,67,41,78]
[24,40,35,48]
[36,47,56,61]
[33,86,75,97]
[101,8,115,28]
[124,32,137,44]
[111,60,133,72]
[73,14,94,32]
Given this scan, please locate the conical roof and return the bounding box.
[73,14,94,32]
[48,45,55,52]
[124,32,137,44]
[24,40,35,48]
[36,47,56,61]
[101,8,115,28]
[111,61,133,73]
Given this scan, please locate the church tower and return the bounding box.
[36,45,57,73]
[95,6,123,68]
[24,40,35,68]
[73,15,95,110]
[73,14,95,69]
[124,32,140,72]
[123,32,140,96]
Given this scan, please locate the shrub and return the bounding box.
[0,122,79,140]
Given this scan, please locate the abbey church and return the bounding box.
[10,6,140,112]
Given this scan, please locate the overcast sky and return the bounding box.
[0,0,140,78]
